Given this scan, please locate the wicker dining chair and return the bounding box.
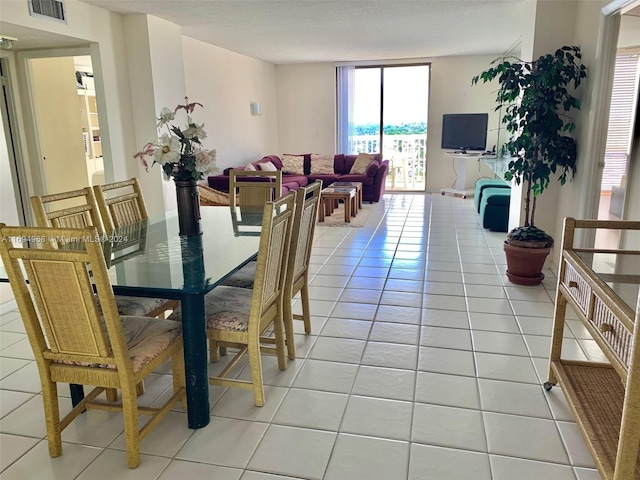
[0,224,186,469]
[93,177,149,231]
[220,181,322,358]
[229,169,283,210]
[31,187,177,319]
[170,192,296,406]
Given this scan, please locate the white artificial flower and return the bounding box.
[156,107,175,127]
[195,149,217,173]
[183,121,207,140]
[154,134,180,165]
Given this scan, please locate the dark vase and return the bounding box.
[174,179,202,236]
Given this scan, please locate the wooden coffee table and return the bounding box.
[332,181,363,209]
[319,187,357,223]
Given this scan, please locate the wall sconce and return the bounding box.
[250,102,262,116]
[0,35,17,50]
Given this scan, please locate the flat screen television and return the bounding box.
[441,113,488,153]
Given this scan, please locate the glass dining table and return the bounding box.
[1,206,263,429]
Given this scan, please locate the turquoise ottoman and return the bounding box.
[480,188,511,232]
[474,179,510,212]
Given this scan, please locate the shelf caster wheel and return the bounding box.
[543,382,555,391]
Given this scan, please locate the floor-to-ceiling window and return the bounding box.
[337,64,430,191]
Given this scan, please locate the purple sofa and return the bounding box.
[207,154,389,203]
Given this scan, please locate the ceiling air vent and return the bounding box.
[28,0,66,23]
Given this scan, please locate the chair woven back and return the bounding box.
[287,181,322,292]
[31,187,104,234]
[230,170,283,210]
[248,192,295,330]
[93,178,148,231]
[0,225,126,366]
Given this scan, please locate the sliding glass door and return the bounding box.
[339,64,430,191]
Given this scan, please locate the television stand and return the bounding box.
[440,153,482,198]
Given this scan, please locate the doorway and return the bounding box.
[339,64,430,191]
[26,54,103,197]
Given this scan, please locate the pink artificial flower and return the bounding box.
[133,142,155,172]
[175,97,203,115]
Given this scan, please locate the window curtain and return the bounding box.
[336,66,355,154]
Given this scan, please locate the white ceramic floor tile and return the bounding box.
[307,286,344,302]
[324,433,409,480]
[420,326,472,350]
[330,302,378,321]
[379,291,422,307]
[484,412,569,464]
[0,390,35,419]
[472,330,529,356]
[272,388,348,431]
[464,284,506,299]
[369,322,419,344]
[477,378,552,418]
[385,278,423,292]
[0,361,42,393]
[468,312,520,334]
[375,305,422,324]
[0,357,31,380]
[247,425,336,479]
[467,298,513,315]
[76,449,171,480]
[504,285,554,302]
[412,403,486,452]
[0,338,35,360]
[340,395,413,440]
[158,460,242,480]
[524,335,588,361]
[414,371,480,409]
[240,472,300,480]
[424,281,465,296]
[475,352,539,384]
[0,433,39,471]
[489,455,576,480]
[418,346,476,377]
[510,300,556,318]
[0,332,25,350]
[425,270,463,283]
[309,336,366,364]
[236,355,305,388]
[421,309,469,329]
[409,443,492,480]
[360,342,418,369]
[351,365,416,401]
[177,416,267,468]
[0,394,72,438]
[291,359,358,393]
[319,318,372,340]
[422,294,467,311]
[557,421,596,468]
[1,440,102,480]
[573,467,603,480]
[462,273,504,286]
[212,385,287,422]
[337,289,381,304]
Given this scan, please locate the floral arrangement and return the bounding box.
[134,98,217,182]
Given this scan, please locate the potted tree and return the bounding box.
[472,46,587,285]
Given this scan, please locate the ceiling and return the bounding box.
[2,0,528,64]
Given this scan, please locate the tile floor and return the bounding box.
[0,193,604,480]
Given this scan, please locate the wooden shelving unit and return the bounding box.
[546,218,640,480]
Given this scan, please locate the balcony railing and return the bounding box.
[349,134,427,191]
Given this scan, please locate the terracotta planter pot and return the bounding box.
[503,241,552,286]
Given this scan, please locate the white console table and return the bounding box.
[440,152,485,198]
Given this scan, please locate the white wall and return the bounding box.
[276,63,336,155]
[182,37,279,171]
[426,55,501,193]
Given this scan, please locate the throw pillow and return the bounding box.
[245,162,257,171]
[280,154,305,175]
[310,154,335,175]
[258,161,278,171]
[350,153,373,175]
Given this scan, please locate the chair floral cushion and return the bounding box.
[220,261,256,289]
[56,317,182,373]
[114,296,173,317]
[169,286,253,332]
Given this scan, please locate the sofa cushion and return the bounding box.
[283,175,309,188]
[366,160,380,177]
[281,154,305,175]
[245,162,257,171]
[310,154,335,174]
[307,174,341,185]
[332,154,347,174]
[258,160,278,171]
[335,174,375,186]
[350,153,374,174]
[258,155,283,170]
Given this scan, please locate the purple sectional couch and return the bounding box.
[207,154,389,203]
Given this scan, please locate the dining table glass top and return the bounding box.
[97,205,262,296]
